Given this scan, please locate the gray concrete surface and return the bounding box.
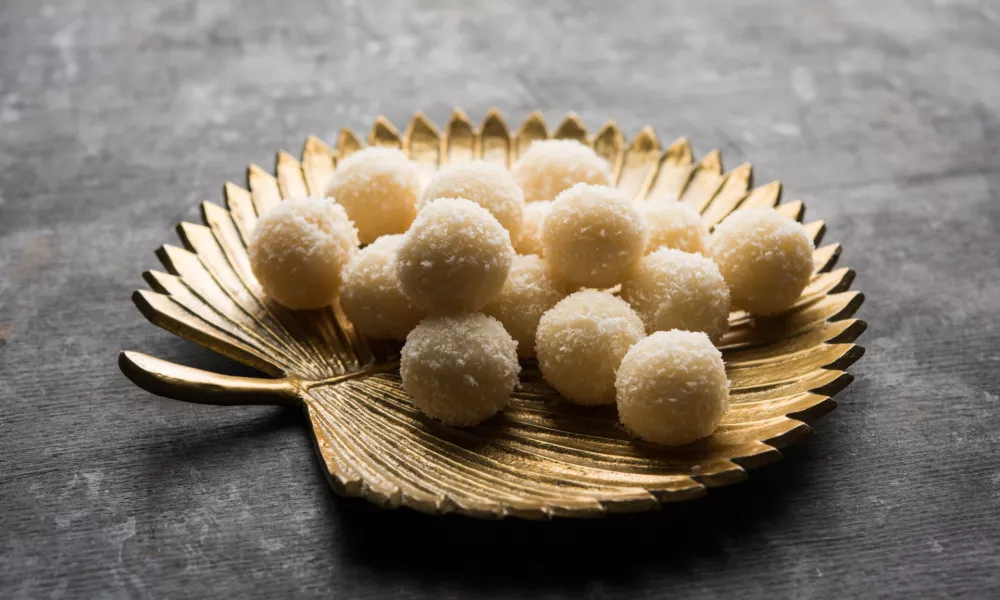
[2,0,999,598]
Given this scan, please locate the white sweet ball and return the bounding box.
[641,201,710,255]
[620,248,731,343]
[248,197,359,310]
[419,161,525,244]
[396,197,514,314]
[711,207,815,315]
[535,290,646,405]
[340,235,426,340]
[512,200,551,256]
[324,147,421,244]
[484,255,568,358]
[616,330,729,446]
[400,313,520,426]
[542,184,648,289]
[513,139,611,203]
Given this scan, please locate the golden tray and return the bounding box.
[118,109,866,519]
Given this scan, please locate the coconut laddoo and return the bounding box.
[339,234,425,340]
[620,248,731,343]
[248,197,359,310]
[616,330,730,446]
[395,197,514,314]
[419,161,525,244]
[512,200,551,256]
[483,255,568,358]
[535,290,646,405]
[324,146,422,244]
[711,207,814,315]
[542,184,648,289]
[641,201,710,255]
[512,139,611,203]
[400,313,520,426]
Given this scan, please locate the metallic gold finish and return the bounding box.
[119,110,866,519]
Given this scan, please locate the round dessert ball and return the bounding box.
[535,290,645,405]
[513,139,611,203]
[641,201,710,255]
[395,197,514,314]
[419,161,525,244]
[324,146,421,244]
[484,255,568,358]
[542,184,648,289]
[248,197,359,310]
[711,207,815,315]
[620,248,731,343]
[616,330,729,446]
[400,313,520,426]
[512,200,551,256]
[340,234,426,340]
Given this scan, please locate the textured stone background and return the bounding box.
[2,0,999,598]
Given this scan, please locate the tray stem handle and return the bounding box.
[119,351,300,407]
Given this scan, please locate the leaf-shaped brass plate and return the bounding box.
[119,109,866,519]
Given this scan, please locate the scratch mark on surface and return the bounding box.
[791,66,818,102]
[110,517,137,566]
[83,471,104,499]
[51,23,80,80]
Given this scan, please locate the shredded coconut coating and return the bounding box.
[483,255,569,358]
[542,184,648,289]
[642,201,710,255]
[711,207,815,315]
[620,248,731,343]
[248,197,359,310]
[395,197,514,314]
[400,313,520,426]
[513,139,612,203]
[535,290,646,405]
[340,235,426,340]
[324,147,422,244]
[512,200,551,256]
[419,161,525,245]
[616,330,729,446]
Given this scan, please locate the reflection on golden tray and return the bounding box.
[118,109,866,519]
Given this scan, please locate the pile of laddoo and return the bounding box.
[247,138,814,446]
